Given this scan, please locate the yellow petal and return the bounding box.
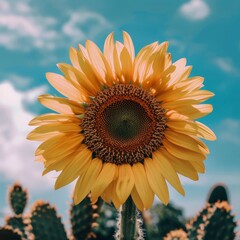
[132,163,154,209]
[76,49,103,90]
[46,72,83,102]
[29,113,81,126]
[176,76,204,92]
[131,187,144,211]
[104,32,115,72]
[153,149,185,196]
[173,104,213,119]
[123,31,135,62]
[27,123,81,141]
[101,183,112,204]
[42,151,77,175]
[116,164,135,204]
[113,42,124,81]
[133,42,158,83]
[38,94,85,115]
[120,46,133,83]
[191,160,205,173]
[57,63,99,96]
[38,134,84,160]
[69,47,81,70]
[165,129,205,154]
[54,145,92,189]
[196,121,216,141]
[162,149,199,181]
[74,158,102,204]
[163,138,206,162]
[144,157,169,205]
[110,179,122,209]
[86,40,114,85]
[166,120,197,135]
[167,58,188,87]
[91,163,116,202]
[35,133,82,155]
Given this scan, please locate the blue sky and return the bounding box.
[0,0,240,227]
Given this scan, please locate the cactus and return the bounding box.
[27,200,68,240]
[70,194,100,240]
[187,201,237,240]
[5,216,28,239]
[9,183,28,216]
[4,183,28,239]
[163,229,188,240]
[0,225,23,240]
[207,183,229,204]
[186,204,209,239]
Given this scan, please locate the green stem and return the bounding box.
[118,197,137,240]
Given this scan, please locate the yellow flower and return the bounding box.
[27,32,216,211]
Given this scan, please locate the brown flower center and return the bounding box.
[82,84,167,165]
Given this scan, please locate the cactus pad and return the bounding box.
[70,194,99,240]
[9,183,28,216]
[28,200,68,240]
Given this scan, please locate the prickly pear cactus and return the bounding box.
[5,216,28,239]
[197,201,236,240]
[9,183,28,216]
[70,194,99,240]
[187,201,236,240]
[164,229,188,240]
[207,184,229,204]
[186,203,209,239]
[0,225,23,240]
[28,200,68,240]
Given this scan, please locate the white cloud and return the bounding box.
[179,0,210,20]
[0,81,53,191]
[62,11,112,44]
[0,0,112,51]
[0,0,58,50]
[214,57,239,75]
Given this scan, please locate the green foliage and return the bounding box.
[28,200,68,240]
[92,202,117,240]
[0,225,23,240]
[70,194,99,240]
[147,202,186,240]
[9,183,28,216]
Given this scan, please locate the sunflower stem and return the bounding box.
[116,197,137,240]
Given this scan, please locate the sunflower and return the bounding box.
[27,32,216,211]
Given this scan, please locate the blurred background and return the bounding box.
[0,0,240,229]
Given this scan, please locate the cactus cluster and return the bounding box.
[0,183,100,240]
[0,182,238,240]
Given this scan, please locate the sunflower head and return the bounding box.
[28,32,216,211]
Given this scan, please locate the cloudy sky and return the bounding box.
[0,0,240,227]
